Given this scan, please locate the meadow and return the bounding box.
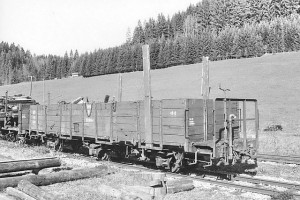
[0,51,299,154]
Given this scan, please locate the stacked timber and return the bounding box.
[0,94,37,105]
[0,165,108,190]
[6,180,63,200]
[0,157,61,174]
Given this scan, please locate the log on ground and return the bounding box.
[18,180,62,200]
[0,193,17,200]
[6,187,36,200]
[166,178,194,194]
[0,171,31,178]
[0,165,108,190]
[0,157,61,174]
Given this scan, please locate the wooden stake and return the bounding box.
[142,45,153,148]
[118,73,122,102]
[201,57,209,142]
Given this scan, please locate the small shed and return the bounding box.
[71,72,79,77]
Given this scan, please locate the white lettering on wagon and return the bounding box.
[85,117,94,123]
[170,111,177,116]
[85,103,92,117]
[189,118,195,126]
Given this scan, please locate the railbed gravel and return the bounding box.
[0,140,298,199]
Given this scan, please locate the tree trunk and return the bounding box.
[0,157,61,174]
[0,166,108,190]
[18,180,62,200]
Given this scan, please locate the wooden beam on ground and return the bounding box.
[6,187,36,200]
[150,172,166,198]
[0,193,16,200]
[0,157,61,174]
[166,178,194,194]
[0,166,108,190]
[18,180,62,200]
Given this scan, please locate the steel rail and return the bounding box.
[257,154,300,165]
[234,176,300,190]
[109,162,300,198]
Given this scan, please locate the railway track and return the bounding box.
[2,138,300,198]
[108,162,300,198]
[257,154,300,165]
[21,149,300,198]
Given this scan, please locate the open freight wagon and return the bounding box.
[21,98,259,173]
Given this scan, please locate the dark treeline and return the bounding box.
[1,0,300,84]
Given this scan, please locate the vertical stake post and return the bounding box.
[243,100,247,151]
[43,79,45,104]
[29,76,33,97]
[118,73,122,102]
[201,57,209,142]
[47,93,50,105]
[142,45,153,149]
[4,91,8,125]
[255,101,259,151]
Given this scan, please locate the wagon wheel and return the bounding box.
[170,162,181,173]
[6,132,16,142]
[97,149,111,161]
[17,137,26,145]
[170,152,184,173]
[55,139,63,152]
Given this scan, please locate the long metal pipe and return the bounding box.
[228,114,236,160]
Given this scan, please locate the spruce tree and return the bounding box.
[157,14,169,39]
[157,38,166,69]
[172,38,181,65]
[132,20,145,44]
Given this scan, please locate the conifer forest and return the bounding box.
[1,0,300,85]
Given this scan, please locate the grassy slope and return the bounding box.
[0,51,299,133]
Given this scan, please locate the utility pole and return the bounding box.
[4,91,8,125]
[118,73,122,102]
[43,78,45,105]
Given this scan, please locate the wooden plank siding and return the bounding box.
[187,99,214,143]
[19,105,30,132]
[25,98,241,151]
